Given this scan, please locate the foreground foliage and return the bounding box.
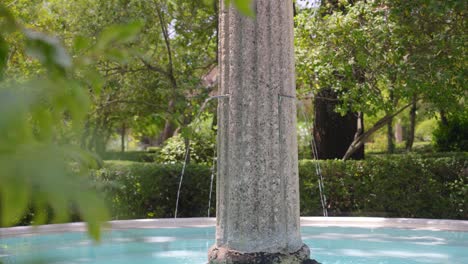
[0,1,252,238]
[0,3,109,239]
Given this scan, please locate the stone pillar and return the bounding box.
[208,1,310,263]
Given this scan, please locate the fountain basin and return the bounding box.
[1,217,467,264]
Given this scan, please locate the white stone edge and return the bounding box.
[300,217,468,232]
[1,217,467,238]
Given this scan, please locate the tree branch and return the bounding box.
[155,4,177,89]
[139,57,170,76]
[343,99,419,160]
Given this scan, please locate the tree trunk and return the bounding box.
[81,119,91,150]
[156,99,177,145]
[387,116,395,153]
[406,96,417,151]
[93,116,109,155]
[440,110,449,126]
[157,119,176,144]
[211,109,218,132]
[94,133,106,155]
[387,91,396,153]
[120,122,126,153]
[354,112,365,159]
[313,89,364,160]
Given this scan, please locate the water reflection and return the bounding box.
[1,226,466,264]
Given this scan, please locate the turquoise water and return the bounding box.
[1,226,467,264]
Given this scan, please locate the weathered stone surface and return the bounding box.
[212,0,310,263]
[302,259,322,264]
[208,244,312,264]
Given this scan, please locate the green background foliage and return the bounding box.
[0,2,147,240]
[0,0,253,239]
[295,0,466,156]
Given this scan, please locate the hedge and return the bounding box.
[299,155,467,219]
[100,151,156,162]
[94,154,467,220]
[95,161,214,219]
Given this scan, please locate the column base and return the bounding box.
[208,244,320,264]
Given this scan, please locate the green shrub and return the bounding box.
[156,134,215,165]
[433,111,468,152]
[146,146,161,153]
[94,161,214,219]
[410,142,434,153]
[300,155,467,219]
[95,154,467,220]
[415,118,437,142]
[101,151,156,162]
[365,131,388,154]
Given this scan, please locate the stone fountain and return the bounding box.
[208,1,314,263]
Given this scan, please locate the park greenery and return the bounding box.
[296,0,466,159]
[0,0,466,240]
[87,154,466,221]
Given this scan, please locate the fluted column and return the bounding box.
[208,1,310,263]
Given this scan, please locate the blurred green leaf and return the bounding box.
[105,48,129,63]
[202,0,213,6]
[0,36,8,79]
[180,126,194,139]
[0,4,17,33]
[0,177,29,226]
[0,4,108,241]
[233,0,255,16]
[75,192,110,241]
[73,35,92,53]
[24,29,72,70]
[33,109,53,141]
[226,0,255,16]
[96,21,143,50]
